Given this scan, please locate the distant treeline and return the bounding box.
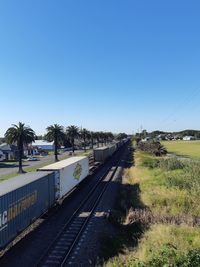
[155,130,200,138]
[137,130,200,139]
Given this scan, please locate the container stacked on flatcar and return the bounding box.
[93,147,110,162]
[0,146,127,250]
[109,144,117,156]
[38,156,89,202]
[0,171,55,249]
[0,156,89,250]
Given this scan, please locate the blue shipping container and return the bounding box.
[0,171,55,249]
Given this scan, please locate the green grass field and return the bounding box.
[161,140,200,159]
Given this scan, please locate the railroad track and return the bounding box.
[35,155,121,267]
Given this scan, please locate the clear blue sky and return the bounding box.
[0,0,200,136]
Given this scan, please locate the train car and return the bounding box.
[38,156,89,201]
[107,144,115,157]
[0,171,55,249]
[93,147,110,162]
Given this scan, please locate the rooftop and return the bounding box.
[38,156,87,170]
[0,171,53,197]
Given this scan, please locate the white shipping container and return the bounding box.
[38,156,89,200]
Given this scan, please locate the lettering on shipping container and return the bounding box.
[0,211,8,231]
[73,163,82,180]
[0,191,37,232]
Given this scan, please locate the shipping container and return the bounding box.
[108,144,117,156]
[38,156,89,200]
[0,171,55,249]
[93,147,110,162]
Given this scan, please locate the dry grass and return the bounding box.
[103,147,200,266]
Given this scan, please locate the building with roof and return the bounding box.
[183,136,196,141]
[0,143,18,160]
[32,140,55,151]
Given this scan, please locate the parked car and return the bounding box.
[26,157,38,161]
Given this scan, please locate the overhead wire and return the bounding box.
[160,87,200,128]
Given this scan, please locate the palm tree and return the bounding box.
[106,132,114,144]
[90,131,94,149]
[99,132,106,146]
[5,122,35,173]
[94,132,101,147]
[117,132,128,141]
[66,125,79,153]
[45,124,65,162]
[80,128,90,152]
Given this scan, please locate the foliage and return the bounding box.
[45,124,65,161]
[66,125,79,152]
[141,157,184,171]
[4,122,35,173]
[138,141,167,156]
[103,148,200,267]
[116,133,128,140]
[105,225,200,267]
[79,128,90,151]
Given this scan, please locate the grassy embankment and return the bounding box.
[103,144,200,266]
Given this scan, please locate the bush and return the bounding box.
[163,161,200,190]
[138,141,167,156]
[134,247,200,267]
[159,157,184,171]
[141,157,184,171]
[141,158,160,169]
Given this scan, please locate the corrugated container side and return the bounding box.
[109,144,117,156]
[59,157,89,198]
[0,172,55,249]
[93,147,110,162]
[38,157,89,200]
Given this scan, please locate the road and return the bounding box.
[0,150,88,177]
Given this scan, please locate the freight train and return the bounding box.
[0,139,127,250]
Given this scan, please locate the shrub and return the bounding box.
[141,158,160,169]
[159,157,184,171]
[138,141,167,156]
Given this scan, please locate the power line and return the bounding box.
[160,88,200,127]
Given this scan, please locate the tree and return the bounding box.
[105,132,114,143]
[90,131,94,149]
[116,133,128,141]
[94,132,101,147]
[5,122,35,173]
[80,128,90,152]
[66,125,79,153]
[99,132,105,146]
[45,124,65,162]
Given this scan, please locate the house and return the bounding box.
[32,140,55,152]
[183,136,196,141]
[0,143,18,160]
[0,150,5,161]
